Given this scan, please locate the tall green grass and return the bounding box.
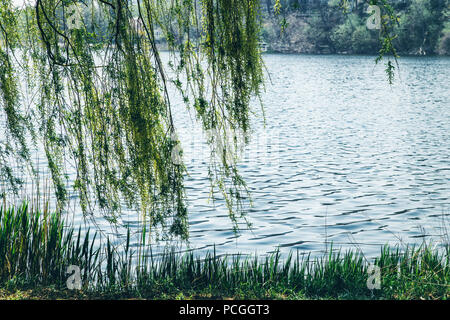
[1,203,449,299]
[0,202,100,286]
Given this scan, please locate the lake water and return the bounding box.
[3,54,450,259]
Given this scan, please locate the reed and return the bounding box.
[1,203,449,300]
[0,202,100,287]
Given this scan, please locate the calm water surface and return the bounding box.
[4,54,450,258]
[172,54,450,258]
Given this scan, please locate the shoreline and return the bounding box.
[1,203,448,300]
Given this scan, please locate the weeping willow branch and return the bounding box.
[1,0,32,192]
[0,0,265,240]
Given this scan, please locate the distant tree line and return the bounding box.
[12,0,449,55]
[260,0,449,55]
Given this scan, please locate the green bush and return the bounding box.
[330,20,354,53]
[438,33,450,55]
[352,26,379,54]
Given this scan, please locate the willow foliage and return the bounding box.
[0,0,265,240]
[0,1,399,240]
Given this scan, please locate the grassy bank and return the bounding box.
[1,203,449,300]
